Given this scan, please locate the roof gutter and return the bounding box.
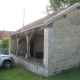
[44,3,80,26]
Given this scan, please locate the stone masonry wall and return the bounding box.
[48,8,80,74]
[11,54,44,76]
[35,36,44,53]
[44,28,54,76]
[19,38,26,56]
[10,36,17,53]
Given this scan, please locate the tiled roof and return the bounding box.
[14,8,65,35]
[14,12,57,34]
[13,3,80,35]
[0,31,13,40]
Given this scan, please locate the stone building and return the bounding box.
[10,3,80,77]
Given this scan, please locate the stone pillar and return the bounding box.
[25,33,30,59]
[16,35,20,55]
[44,27,54,77]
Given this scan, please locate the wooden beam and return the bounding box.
[16,35,20,55]
[25,33,30,58]
[28,31,35,43]
[18,37,25,44]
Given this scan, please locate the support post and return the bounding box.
[44,27,54,77]
[16,35,20,55]
[25,33,30,59]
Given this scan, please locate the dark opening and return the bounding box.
[30,36,43,59]
[30,30,44,60]
[35,52,43,59]
[30,41,34,57]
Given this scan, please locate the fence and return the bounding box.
[0,48,9,55]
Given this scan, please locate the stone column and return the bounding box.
[44,27,54,77]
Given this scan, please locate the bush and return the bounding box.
[0,37,10,48]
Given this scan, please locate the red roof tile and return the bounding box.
[0,31,13,40]
[14,12,59,34]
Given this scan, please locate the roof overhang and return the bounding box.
[44,3,80,26]
[10,24,44,36]
[10,3,80,36]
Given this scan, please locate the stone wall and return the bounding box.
[0,48,9,55]
[35,36,43,52]
[19,37,27,56]
[10,36,17,53]
[47,8,80,75]
[11,54,44,76]
[44,28,54,76]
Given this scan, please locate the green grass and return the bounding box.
[0,63,80,80]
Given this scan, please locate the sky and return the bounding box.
[0,0,49,31]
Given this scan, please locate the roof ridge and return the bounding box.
[44,3,80,26]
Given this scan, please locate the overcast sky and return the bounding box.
[0,0,49,31]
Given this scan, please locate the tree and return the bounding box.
[0,37,10,48]
[46,0,80,14]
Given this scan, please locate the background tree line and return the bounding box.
[46,0,80,14]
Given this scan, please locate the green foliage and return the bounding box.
[0,37,10,48]
[46,0,80,14]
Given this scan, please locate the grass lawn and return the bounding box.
[0,63,80,80]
